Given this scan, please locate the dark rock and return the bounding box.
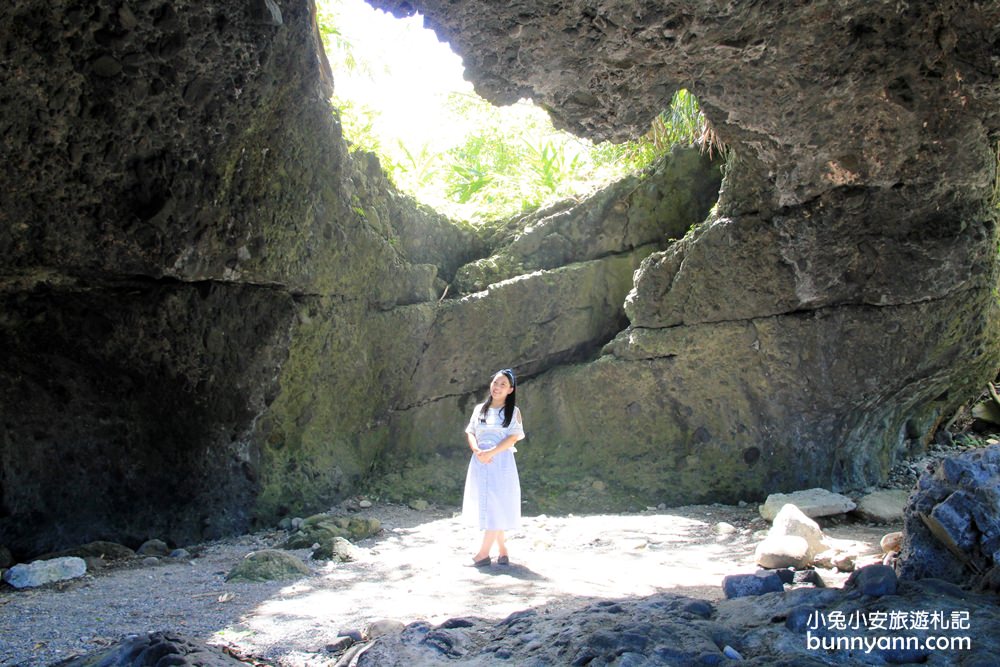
[679,599,714,619]
[55,631,246,666]
[136,539,170,557]
[845,564,898,597]
[898,444,1000,584]
[722,571,785,599]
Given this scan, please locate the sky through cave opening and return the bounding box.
[316,0,710,224]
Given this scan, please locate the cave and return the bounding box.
[1,0,998,561]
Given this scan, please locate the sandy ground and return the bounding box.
[0,502,898,666]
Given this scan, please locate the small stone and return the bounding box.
[408,499,429,511]
[339,629,364,642]
[723,645,743,660]
[715,522,737,534]
[168,549,191,560]
[880,531,903,554]
[142,556,160,566]
[325,636,354,652]
[833,552,856,572]
[359,499,373,508]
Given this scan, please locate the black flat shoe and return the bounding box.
[472,556,491,568]
[497,555,509,566]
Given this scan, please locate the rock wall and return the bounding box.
[368,0,1000,510]
[1,0,999,557]
[0,0,480,556]
[0,0,719,556]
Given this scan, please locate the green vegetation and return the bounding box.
[318,1,717,223]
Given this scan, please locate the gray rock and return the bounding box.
[136,539,170,557]
[755,535,810,569]
[3,556,87,589]
[722,571,785,598]
[854,489,909,524]
[225,549,310,582]
[312,536,361,562]
[759,490,857,522]
[768,504,829,559]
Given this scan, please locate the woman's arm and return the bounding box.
[475,432,524,463]
[467,431,480,453]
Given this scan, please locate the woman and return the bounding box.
[463,368,525,567]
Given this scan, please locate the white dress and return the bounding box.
[462,404,524,530]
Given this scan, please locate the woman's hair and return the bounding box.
[478,368,517,427]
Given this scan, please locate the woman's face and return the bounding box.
[490,373,514,403]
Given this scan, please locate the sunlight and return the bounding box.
[317,0,474,152]
[314,0,676,222]
[216,510,762,658]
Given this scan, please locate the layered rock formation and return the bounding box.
[1,0,999,558]
[370,0,1000,510]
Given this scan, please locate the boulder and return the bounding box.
[225,550,311,583]
[312,536,361,563]
[768,504,829,559]
[722,571,785,598]
[845,564,898,596]
[3,556,86,589]
[897,444,1000,584]
[854,489,909,524]
[759,490,857,522]
[755,536,810,570]
[136,539,171,557]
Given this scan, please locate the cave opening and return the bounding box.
[317,0,716,225]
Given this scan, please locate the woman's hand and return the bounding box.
[475,450,494,464]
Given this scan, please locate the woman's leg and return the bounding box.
[496,530,507,558]
[474,530,499,561]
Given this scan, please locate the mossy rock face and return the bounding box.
[225,549,311,582]
[452,148,722,294]
[284,515,381,550]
